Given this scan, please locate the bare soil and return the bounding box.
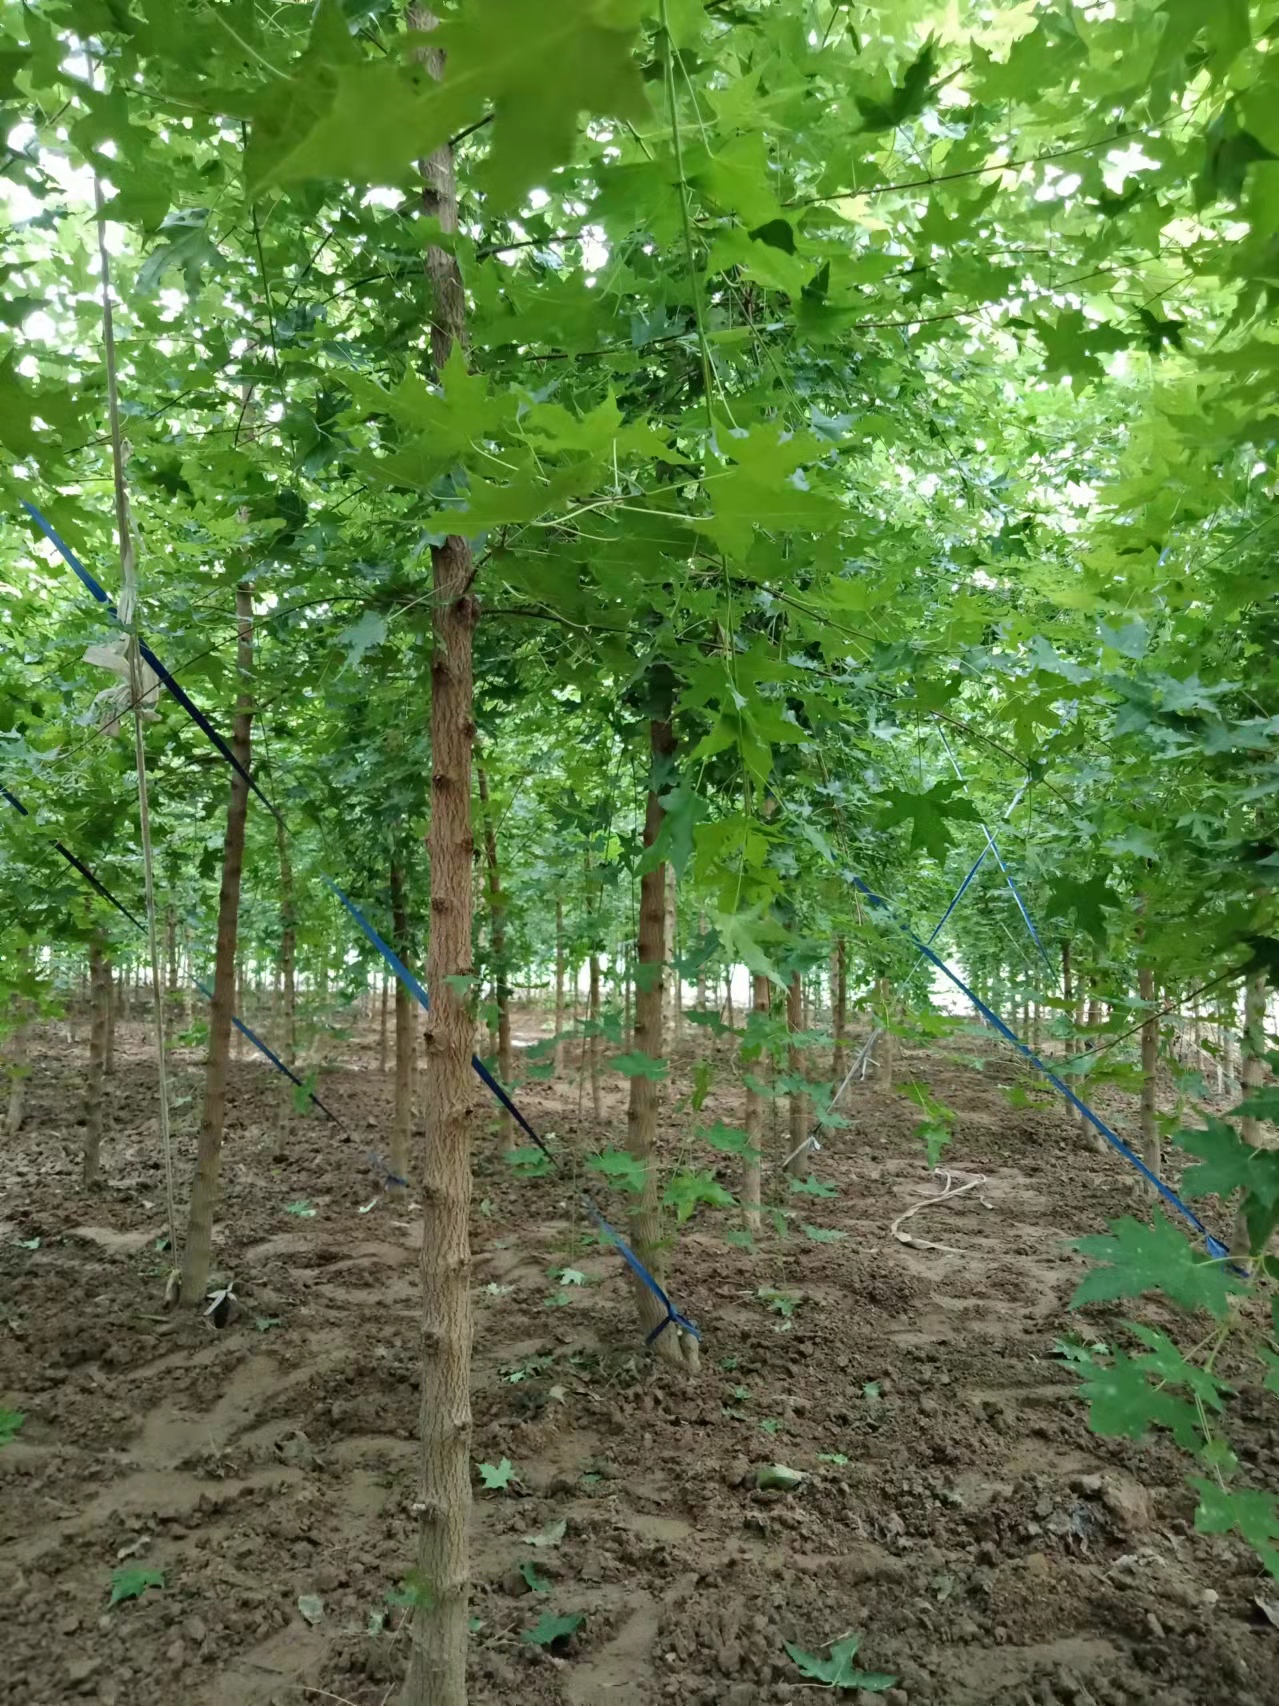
[2,1008,1277,1706]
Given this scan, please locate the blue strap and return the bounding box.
[2,775,146,931]
[192,975,346,1129]
[980,830,1054,975]
[327,879,700,1336]
[21,500,281,823]
[845,867,1229,1262]
[583,1196,701,1343]
[324,877,556,1161]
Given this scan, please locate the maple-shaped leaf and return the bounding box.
[523,1610,585,1648]
[1179,1116,1279,1209]
[785,1631,896,1691]
[1193,1480,1279,1582]
[609,1050,667,1080]
[1229,1085,1279,1123]
[874,780,981,861]
[663,1169,735,1223]
[1046,874,1117,941]
[700,1121,759,1158]
[478,1456,515,1490]
[586,1148,647,1192]
[1076,1350,1204,1450]
[1071,1212,1244,1318]
[252,0,650,207]
[855,37,938,132]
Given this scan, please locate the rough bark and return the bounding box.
[554,896,566,1077]
[626,718,698,1370]
[1234,969,1270,1257]
[742,972,769,1232]
[277,814,298,1068]
[379,974,390,1075]
[832,934,848,1083]
[785,970,808,1174]
[180,583,254,1305]
[402,13,478,1702]
[1139,963,1159,1192]
[477,765,514,1149]
[82,938,109,1188]
[664,863,679,1049]
[588,953,603,1123]
[166,906,178,993]
[103,959,116,1076]
[391,861,415,1191]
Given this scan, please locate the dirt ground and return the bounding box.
[2,1005,1277,1706]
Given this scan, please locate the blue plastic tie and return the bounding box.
[328,879,701,1334]
[583,1196,701,1344]
[21,500,281,823]
[192,976,345,1130]
[845,866,1230,1263]
[2,777,146,930]
[325,878,555,1162]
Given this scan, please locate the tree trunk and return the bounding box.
[664,863,679,1050]
[402,16,478,1702]
[83,938,109,1188]
[554,896,566,1076]
[588,952,603,1123]
[277,813,298,1068]
[1139,963,1159,1192]
[1234,969,1270,1257]
[724,966,734,1030]
[786,969,808,1173]
[391,861,415,1191]
[379,974,390,1075]
[181,582,254,1306]
[870,976,894,1086]
[626,718,697,1370]
[166,906,178,993]
[695,913,708,1011]
[477,764,514,1149]
[742,971,769,1232]
[103,958,116,1076]
[833,934,848,1082]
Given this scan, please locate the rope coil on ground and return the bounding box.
[889,1166,992,1256]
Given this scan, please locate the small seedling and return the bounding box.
[297,1594,324,1626]
[284,1199,317,1218]
[760,1417,782,1436]
[785,1631,896,1692]
[478,1457,515,1491]
[544,1288,573,1309]
[523,1610,584,1648]
[757,1286,800,1319]
[254,1316,282,1333]
[484,1281,513,1298]
[556,1267,587,1286]
[863,1382,881,1403]
[818,1452,850,1466]
[803,1223,847,1243]
[0,1409,25,1447]
[519,1561,551,1594]
[109,1567,165,1606]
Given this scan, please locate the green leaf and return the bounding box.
[802,1223,847,1243]
[785,1631,897,1691]
[1046,875,1119,941]
[297,1593,325,1626]
[1071,1212,1244,1318]
[338,609,388,671]
[556,1267,587,1286]
[609,1049,668,1080]
[386,1571,434,1610]
[664,1169,735,1223]
[787,1173,837,1197]
[504,1145,555,1177]
[255,0,649,208]
[519,1561,551,1594]
[109,1567,165,1606]
[1193,1480,1279,1581]
[1179,1116,1279,1209]
[855,38,937,133]
[1077,1350,1205,1450]
[284,1199,317,1218]
[0,1408,25,1447]
[756,1462,805,1491]
[522,1609,585,1647]
[875,780,982,861]
[478,1456,515,1490]
[522,1518,567,1549]
[587,1148,647,1192]
[701,1120,759,1159]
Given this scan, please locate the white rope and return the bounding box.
[778,1130,821,1172]
[89,75,179,1272]
[889,1166,991,1255]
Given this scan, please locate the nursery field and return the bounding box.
[2,1014,1274,1706]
